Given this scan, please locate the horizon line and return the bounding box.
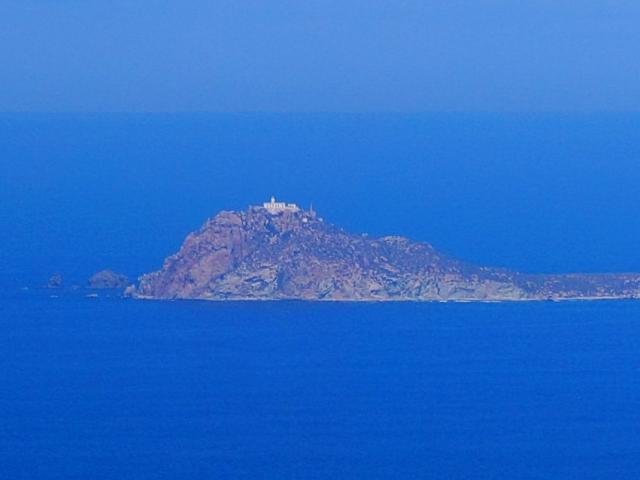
[1,110,640,116]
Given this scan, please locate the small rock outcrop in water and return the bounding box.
[47,273,64,289]
[88,270,129,289]
[128,200,640,302]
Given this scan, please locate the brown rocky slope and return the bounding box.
[127,205,640,301]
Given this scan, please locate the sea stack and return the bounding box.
[88,270,129,289]
[47,273,64,289]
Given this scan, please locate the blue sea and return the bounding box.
[3,294,640,479]
[2,114,640,478]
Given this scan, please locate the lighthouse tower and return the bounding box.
[262,196,300,213]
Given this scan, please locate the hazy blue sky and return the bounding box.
[1,1,639,112]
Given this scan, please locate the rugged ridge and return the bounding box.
[128,205,640,301]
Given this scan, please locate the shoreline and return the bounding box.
[129,294,640,304]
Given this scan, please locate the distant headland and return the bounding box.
[126,198,640,302]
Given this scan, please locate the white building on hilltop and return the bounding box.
[262,196,300,213]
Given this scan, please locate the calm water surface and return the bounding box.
[2,293,639,479]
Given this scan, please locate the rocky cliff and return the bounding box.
[128,206,640,301]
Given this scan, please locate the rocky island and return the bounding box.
[47,273,64,289]
[88,270,129,289]
[127,197,640,302]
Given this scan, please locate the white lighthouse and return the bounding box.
[262,196,300,213]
